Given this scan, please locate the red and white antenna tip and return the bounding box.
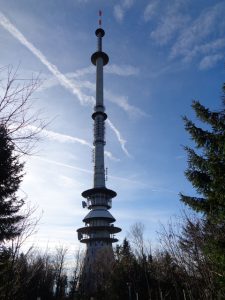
[98,10,102,27]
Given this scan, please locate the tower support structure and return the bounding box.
[77,25,121,296]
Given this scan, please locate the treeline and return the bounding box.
[79,215,225,300]
[0,243,82,300]
[0,67,225,300]
[0,217,224,300]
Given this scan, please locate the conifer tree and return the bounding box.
[181,83,225,292]
[181,85,225,223]
[0,125,24,243]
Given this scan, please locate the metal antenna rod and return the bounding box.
[99,10,102,27]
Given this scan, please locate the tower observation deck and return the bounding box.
[77,15,121,295]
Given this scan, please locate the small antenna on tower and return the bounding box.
[99,10,102,27]
[105,167,108,181]
[92,148,95,163]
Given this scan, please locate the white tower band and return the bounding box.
[77,16,121,294]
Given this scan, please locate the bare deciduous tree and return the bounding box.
[53,246,68,299]
[159,213,217,299]
[128,222,151,299]
[69,247,84,298]
[129,222,146,258]
[1,204,42,300]
[0,65,45,154]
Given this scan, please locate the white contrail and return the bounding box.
[42,128,120,161]
[67,63,139,77]
[41,128,92,148]
[0,12,94,106]
[37,157,147,186]
[0,12,130,157]
[107,119,131,158]
[41,76,146,118]
[27,126,119,161]
[36,157,93,175]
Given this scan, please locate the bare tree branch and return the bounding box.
[0,65,46,155]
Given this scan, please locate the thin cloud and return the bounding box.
[0,12,130,156]
[105,90,147,118]
[114,209,173,223]
[38,127,119,161]
[41,128,92,148]
[66,64,139,78]
[123,0,134,8]
[79,80,148,117]
[0,12,94,106]
[104,150,120,162]
[42,120,131,160]
[144,1,159,22]
[114,0,134,22]
[199,54,223,70]
[145,1,225,69]
[67,66,94,78]
[107,119,132,158]
[170,2,225,61]
[105,64,139,76]
[36,157,147,186]
[148,1,190,46]
[151,14,189,46]
[35,157,93,175]
[40,75,145,118]
[114,5,125,23]
[183,38,225,63]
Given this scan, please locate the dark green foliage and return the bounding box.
[0,251,56,300]
[0,125,25,299]
[181,83,225,294]
[105,239,190,300]
[0,125,24,243]
[181,98,225,222]
[108,239,137,299]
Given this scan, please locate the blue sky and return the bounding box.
[0,0,224,252]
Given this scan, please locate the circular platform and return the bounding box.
[82,209,116,222]
[79,237,118,244]
[91,51,109,66]
[82,187,117,199]
[77,225,121,234]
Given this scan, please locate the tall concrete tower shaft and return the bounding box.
[77,24,121,293]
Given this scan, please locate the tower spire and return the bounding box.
[77,14,121,297]
[98,10,102,27]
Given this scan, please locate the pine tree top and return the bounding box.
[181,85,225,224]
